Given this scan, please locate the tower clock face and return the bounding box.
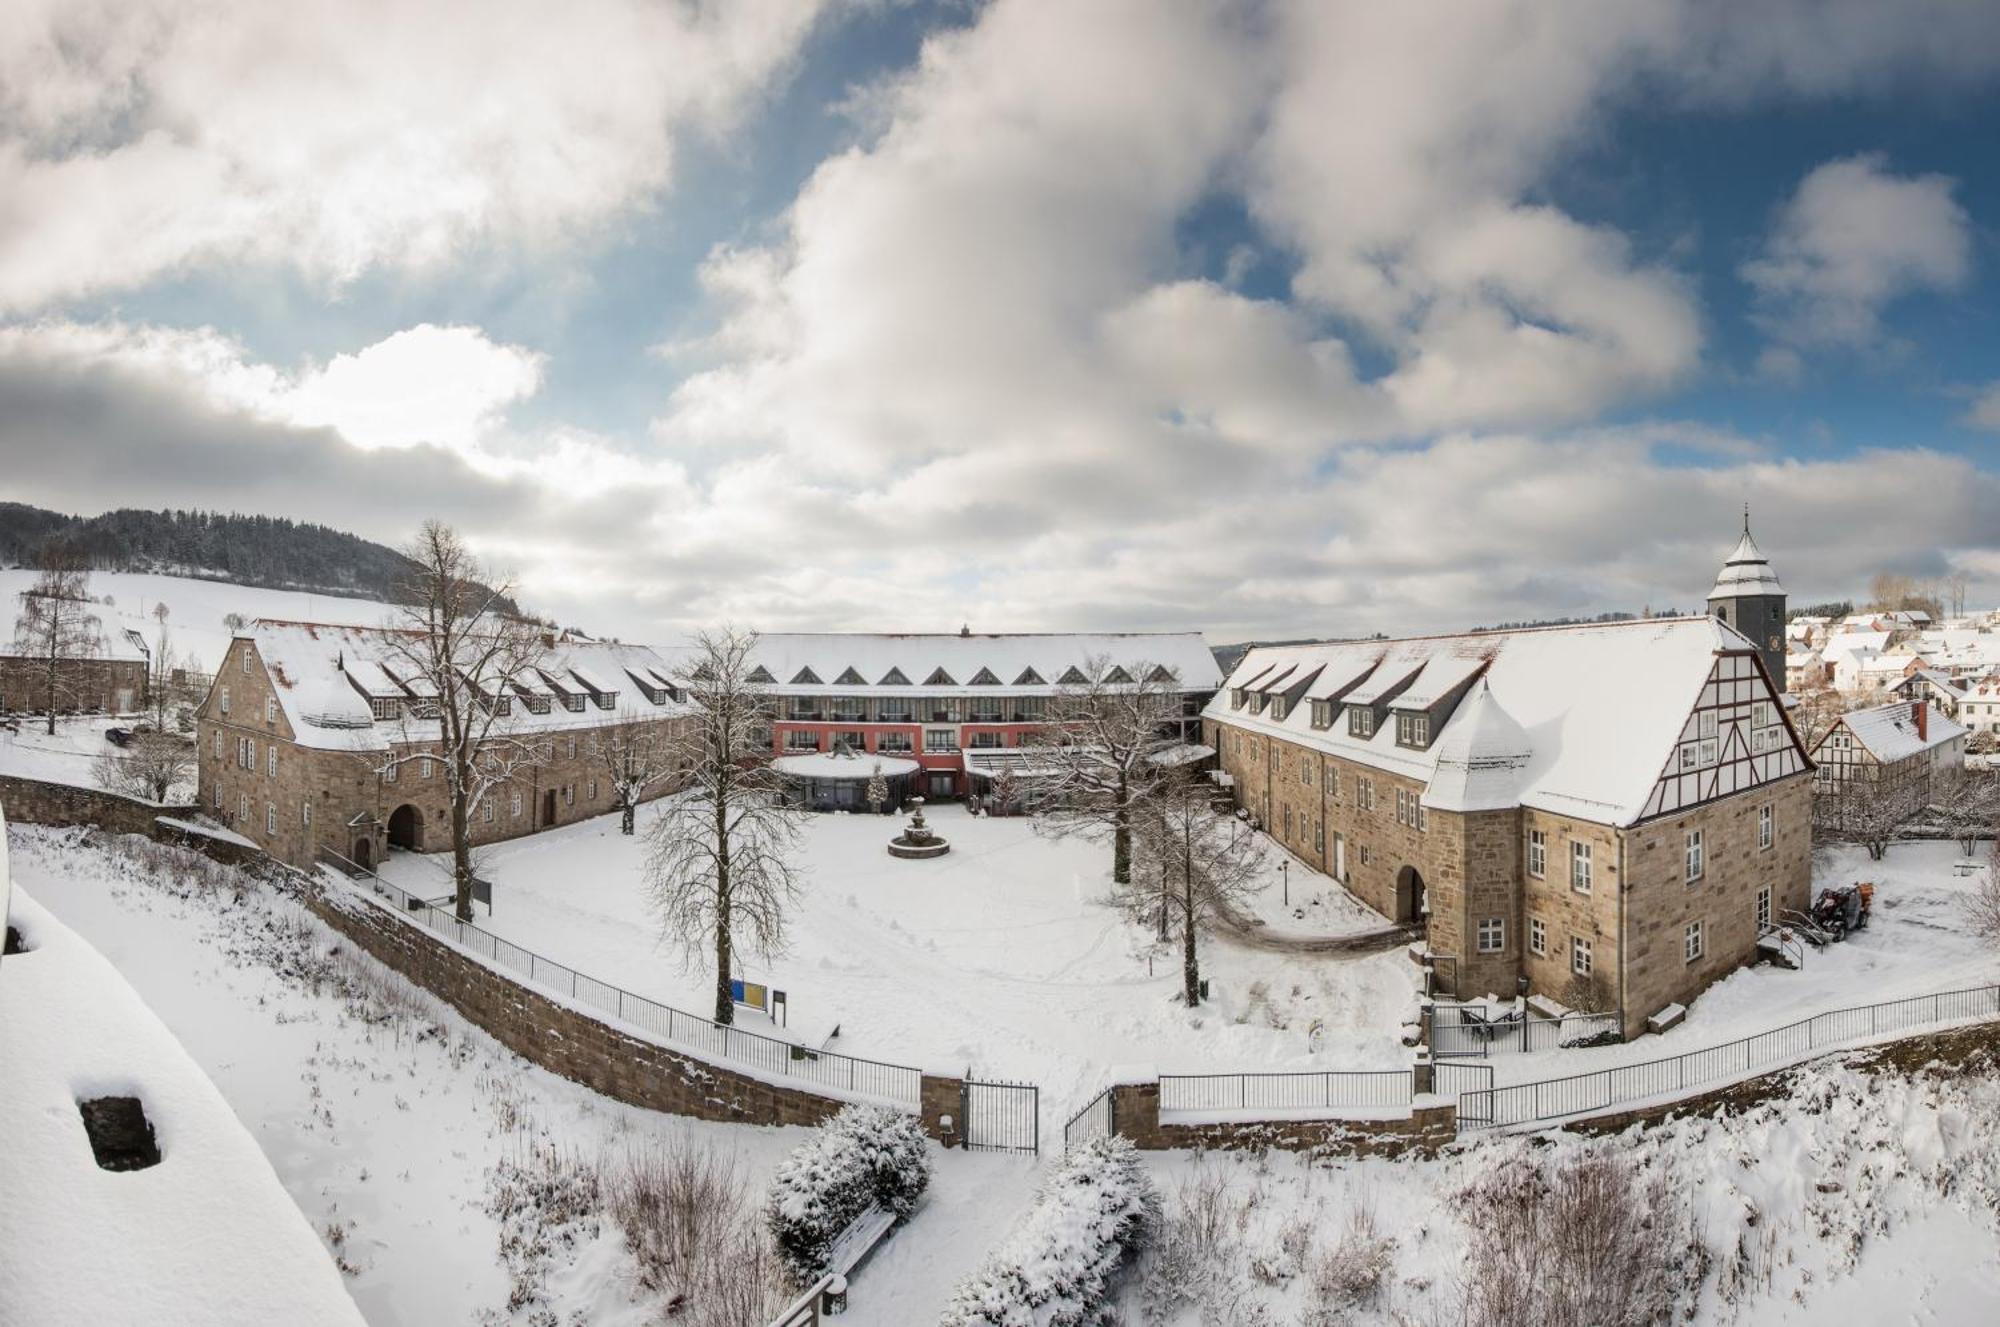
[1768,635,1780,650]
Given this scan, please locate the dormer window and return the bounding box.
[1058,666,1088,684]
[746,666,776,684]
[1231,688,1246,709]
[371,697,399,721]
[564,694,586,713]
[593,691,616,710]
[791,666,822,686]
[1103,666,1132,684]
[525,695,552,714]
[1013,667,1044,686]
[834,666,867,685]
[1310,700,1333,729]
[1271,698,1290,721]
[1395,712,1429,748]
[879,667,911,686]
[1348,707,1375,738]
[1250,693,1269,714]
[969,667,1001,685]
[925,667,956,686]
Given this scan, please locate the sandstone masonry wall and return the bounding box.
[0,774,196,836]
[1106,1080,1455,1157]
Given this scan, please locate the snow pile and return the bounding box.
[941,1136,1159,1327]
[766,1103,932,1282]
[0,885,364,1326]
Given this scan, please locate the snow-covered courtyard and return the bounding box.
[374,803,1422,1122]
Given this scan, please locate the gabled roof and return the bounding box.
[1208,617,1764,826]
[1835,702,1968,764]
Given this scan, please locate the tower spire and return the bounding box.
[1743,502,1750,535]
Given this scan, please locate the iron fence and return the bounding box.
[1158,1068,1412,1114]
[963,1078,1040,1154]
[1431,1004,1622,1057]
[1462,982,2000,1131]
[1063,1086,1114,1151]
[323,852,925,1109]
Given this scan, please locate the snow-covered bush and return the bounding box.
[941,1136,1160,1327]
[765,1103,931,1282]
[1299,1204,1394,1324]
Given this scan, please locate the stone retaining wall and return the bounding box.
[1106,1080,1456,1156]
[0,774,197,836]
[299,882,963,1140]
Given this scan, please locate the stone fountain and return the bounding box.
[886,797,951,859]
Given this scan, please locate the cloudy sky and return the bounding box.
[4,0,2000,643]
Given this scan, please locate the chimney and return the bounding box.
[1913,699,1927,742]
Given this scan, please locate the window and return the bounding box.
[878,698,913,722]
[241,650,251,675]
[267,747,277,778]
[237,793,247,824]
[421,757,433,779]
[1571,935,1593,977]
[1231,688,1246,710]
[1685,919,1704,963]
[925,728,958,754]
[1571,840,1593,893]
[970,732,1003,749]
[1528,829,1546,878]
[1270,698,1289,721]
[220,686,231,716]
[833,730,866,751]
[1283,806,1293,837]
[1758,804,1773,851]
[830,696,867,721]
[1310,700,1333,729]
[510,791,523,818]
[371,697,398,720]
[302,800,311,827]
[1756,886,1772,931]
[1416,801,1428,833]
[1315,823,1325,854]
[1753,700,1775,729]
[564,785,575,806]
[1396,711,1429,747]
[589,779,598,800]
[877,732,914,753]
[213,783,223,811]
[213,731,222,758]
[1348,707,1375,737]
[1477,918,1504,953]
[1529,917,1546,956]
[1301,761,1312,787]
[1698,709,1718,764]
[1395,789,1408,825]
[266,803,276,834]
[384,759,398,783]
[264,698,275,723]
[785,730,820,751]
[1685,829,1704,882]
[1358,844,1372,865]
[567,736,578,759]
[1679,744,1698,771]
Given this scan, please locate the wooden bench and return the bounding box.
[763,1204,900,1324]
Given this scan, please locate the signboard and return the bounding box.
[731,978,788,1027]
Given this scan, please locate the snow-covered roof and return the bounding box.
[1419,681,1534,814]
[772,751,920,779]
[1821,630,1890,661]
[742,632,1220,697]
[1831,702,1968,764]
[1208,616,1774,826]
[1707,522,1784,600]
[0,885,364,1326]
[246,621,693,751]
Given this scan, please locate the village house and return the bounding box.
[196,622,695,871]
[1203,615,1812,1035]
[747,632,1221,807]
[1808,699,1969,806]
[1959,678,2000,740]
[0,629,150,717]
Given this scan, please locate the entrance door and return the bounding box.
[928,772,956,800]
[1333,834,1346,882]
[542,790,557,827]
[354,838,374,871]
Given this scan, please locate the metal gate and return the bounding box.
[1433,1004,1621,1056]
[963,1078,1040,1154]
[1436,1060,1494,1129]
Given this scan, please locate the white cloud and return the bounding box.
[1961,381,2000,433]
[1743,153,1972,351]
[0,0,827,311]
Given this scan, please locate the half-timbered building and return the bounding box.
[1204,616,1813,1034]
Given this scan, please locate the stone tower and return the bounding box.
[1707,508,1786,685]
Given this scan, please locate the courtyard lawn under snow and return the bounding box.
[373,804,1422,1118]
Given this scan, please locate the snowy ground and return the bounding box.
[1231,837,1391,940]
[10,825,1035,1325]
[0,714,197,803]
[376,805,1423,1127]
[1119,1032,2000,1325]
[1479,838,2000,1088]
[0,568,400,675]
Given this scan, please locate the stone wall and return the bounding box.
[0,774,196,836]
[0,656,149,716]
[299,880,961,1140]
[1106,1080,1456,1157]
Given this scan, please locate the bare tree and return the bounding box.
[590,708,683,835]
[11,543,104,735]
[379,521,549,921]
[1138,768,1268,1006]
[1943,570,1970,619]
[93,731,194,804]
[1818,775,1925,861]
[143,602,184,733]
[645,627,803,1024]
[1026,658,1183,885]
[1789,685,1849,752]
[1933,769,2000,857]
[1967,837,2000,946]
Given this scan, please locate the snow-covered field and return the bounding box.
[1120,1035,2000,1324]
[0,568,400,674]
[0,714,196,802]
[9,825,1035,1325]
[376,805,1423,1123]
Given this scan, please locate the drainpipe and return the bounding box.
[1617,829,1629,1036]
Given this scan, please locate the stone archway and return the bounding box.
[387,803,424,851]
[1395,864,1428,925]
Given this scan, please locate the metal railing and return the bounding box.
[1158,1068,1412,1114]
[1460,982,2000,1131]
[1062,1086,1114,1151]
[1431,1004,1622,1057]
[319,849,925,1109]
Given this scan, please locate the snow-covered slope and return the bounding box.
[0,569,402,674]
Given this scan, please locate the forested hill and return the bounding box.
[0,504,521,613]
